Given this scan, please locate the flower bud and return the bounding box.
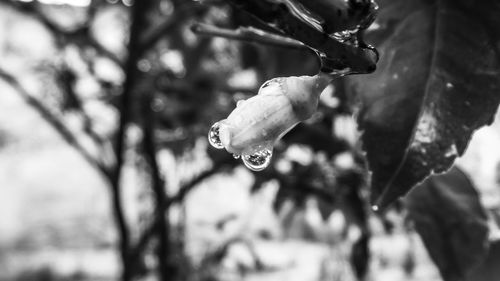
[216,73,332,156]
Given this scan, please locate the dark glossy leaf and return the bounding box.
[350,0,500,209]
[406,167,489,281]
[286,0,377,34]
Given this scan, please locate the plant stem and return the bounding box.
[191,23,307,49]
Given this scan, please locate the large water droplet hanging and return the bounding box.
[208,121,224,149]
[242,148,273,171]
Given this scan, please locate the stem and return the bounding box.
[129,153,237,268]
[191,23,307,50]
[223,0,378,73]
[141,98,171,281]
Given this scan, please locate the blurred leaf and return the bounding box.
[468,241,500,281]
[350,0,500,209]
[406,167,489,281]
[350,233,369,279]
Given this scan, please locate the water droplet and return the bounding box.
[444,144,458,158]
[446,82,454,90]
[208,121,224,149]
[242,148,273,171]
[332,29,359,46]
[233,154,240,159]
[372,205,379,212]
[259,78,280,91]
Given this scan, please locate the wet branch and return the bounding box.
[191,23,307,50]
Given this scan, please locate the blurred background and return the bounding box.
[0,0,500,281]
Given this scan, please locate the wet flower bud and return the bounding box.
[208,73,332,171]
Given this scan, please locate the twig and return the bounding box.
[191,23,307,50]
[168,157,235,205]
[110,0,154,280]
[138,4,204,56]
[129,153,237,267]
[141,94,171,281]
[0,69,111,178]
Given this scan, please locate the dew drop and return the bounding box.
[444,144,458,158]
[233,154,240,159]
[372,205,379,212]
[259,78,280,91]
[208,121,224,149]
[242,148,273,171]
[332,29,359,46]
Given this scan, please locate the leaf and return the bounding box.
[349,0,500,209]
[406,167,489,281]
[468,240,500,281]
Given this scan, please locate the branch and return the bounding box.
[223,0,378,73]
[129,153,237,267]
[0,69,111,178]
[138,4,204,56]
[141,95,170,280]
[56,68,107,149]
[109,1,156,279]
[170,153,238,205]
[191,23,307,50]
